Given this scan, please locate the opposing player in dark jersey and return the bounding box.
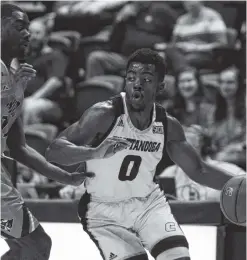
[46,49,235,260]
[1,3,90,259]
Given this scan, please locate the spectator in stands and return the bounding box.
[166,0,227,73]
[22,19,70,140]
[25,19,68,99]
[159,125,245,201]
[210,67,246,167]
[86,1,178,79]
[166,69,214,127]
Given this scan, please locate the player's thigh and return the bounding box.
[1,168,39,239]
[138,199,189,260]
[1,200,40,239]
[85,224,148,260]
[78,192,148,260]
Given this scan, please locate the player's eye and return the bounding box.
[144,78,152,83]
[14,22,26,31]
[126,76,135,82]
[15,25,24,31]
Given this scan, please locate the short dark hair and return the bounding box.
[126,48,166,81]
[1,3,24,20]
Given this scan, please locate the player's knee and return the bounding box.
[151,236,189,260]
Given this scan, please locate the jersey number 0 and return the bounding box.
[118,155,142,181]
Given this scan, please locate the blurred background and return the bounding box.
[1,1,246,259]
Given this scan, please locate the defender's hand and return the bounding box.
[69,171,94,186]
[14,63,36,85]
[69,163,95,186]
[96,137,131,159]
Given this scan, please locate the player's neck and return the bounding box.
[127,104,154,131]
[1,51,13,69]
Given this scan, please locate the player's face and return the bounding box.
[125,62,160,112]
[178,71,198,99]
[3,11,30,59]
[219,70,238,99]
[29,21,47,50]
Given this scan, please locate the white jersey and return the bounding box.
[85,93,168,202]
[1,60,24,153]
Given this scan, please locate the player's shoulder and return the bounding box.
[166,114,185,142]
[1,60,11,95]
[83,100,115,120]
[166,114,183,130]
[1,60,8,75]
[78,98,120,131]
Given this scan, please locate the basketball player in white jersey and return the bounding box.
[1,3,91,259]
[46,49,235,260]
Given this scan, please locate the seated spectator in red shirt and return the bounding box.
[86,1,178,79]
[166,1,227,73]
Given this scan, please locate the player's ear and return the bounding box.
[156,81,166,97]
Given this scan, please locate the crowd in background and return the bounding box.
[4,1,246,201]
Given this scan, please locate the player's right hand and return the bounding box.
[14,63,36,85]
[96,137,131,159]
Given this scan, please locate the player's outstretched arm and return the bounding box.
[45,101,130,166]
[6,118,88,186]
[166,116,234,190]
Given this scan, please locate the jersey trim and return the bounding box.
[78,192,106,260]
[155,104,168,176]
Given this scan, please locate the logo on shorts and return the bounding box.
[225,187,233,196]
[1,219,13,232]
[109,252,117,260]
[117,118,124,127]
[165,222,176,232]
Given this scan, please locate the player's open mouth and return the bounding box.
[133,91,143,101]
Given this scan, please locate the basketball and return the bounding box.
[220,175,246,226]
